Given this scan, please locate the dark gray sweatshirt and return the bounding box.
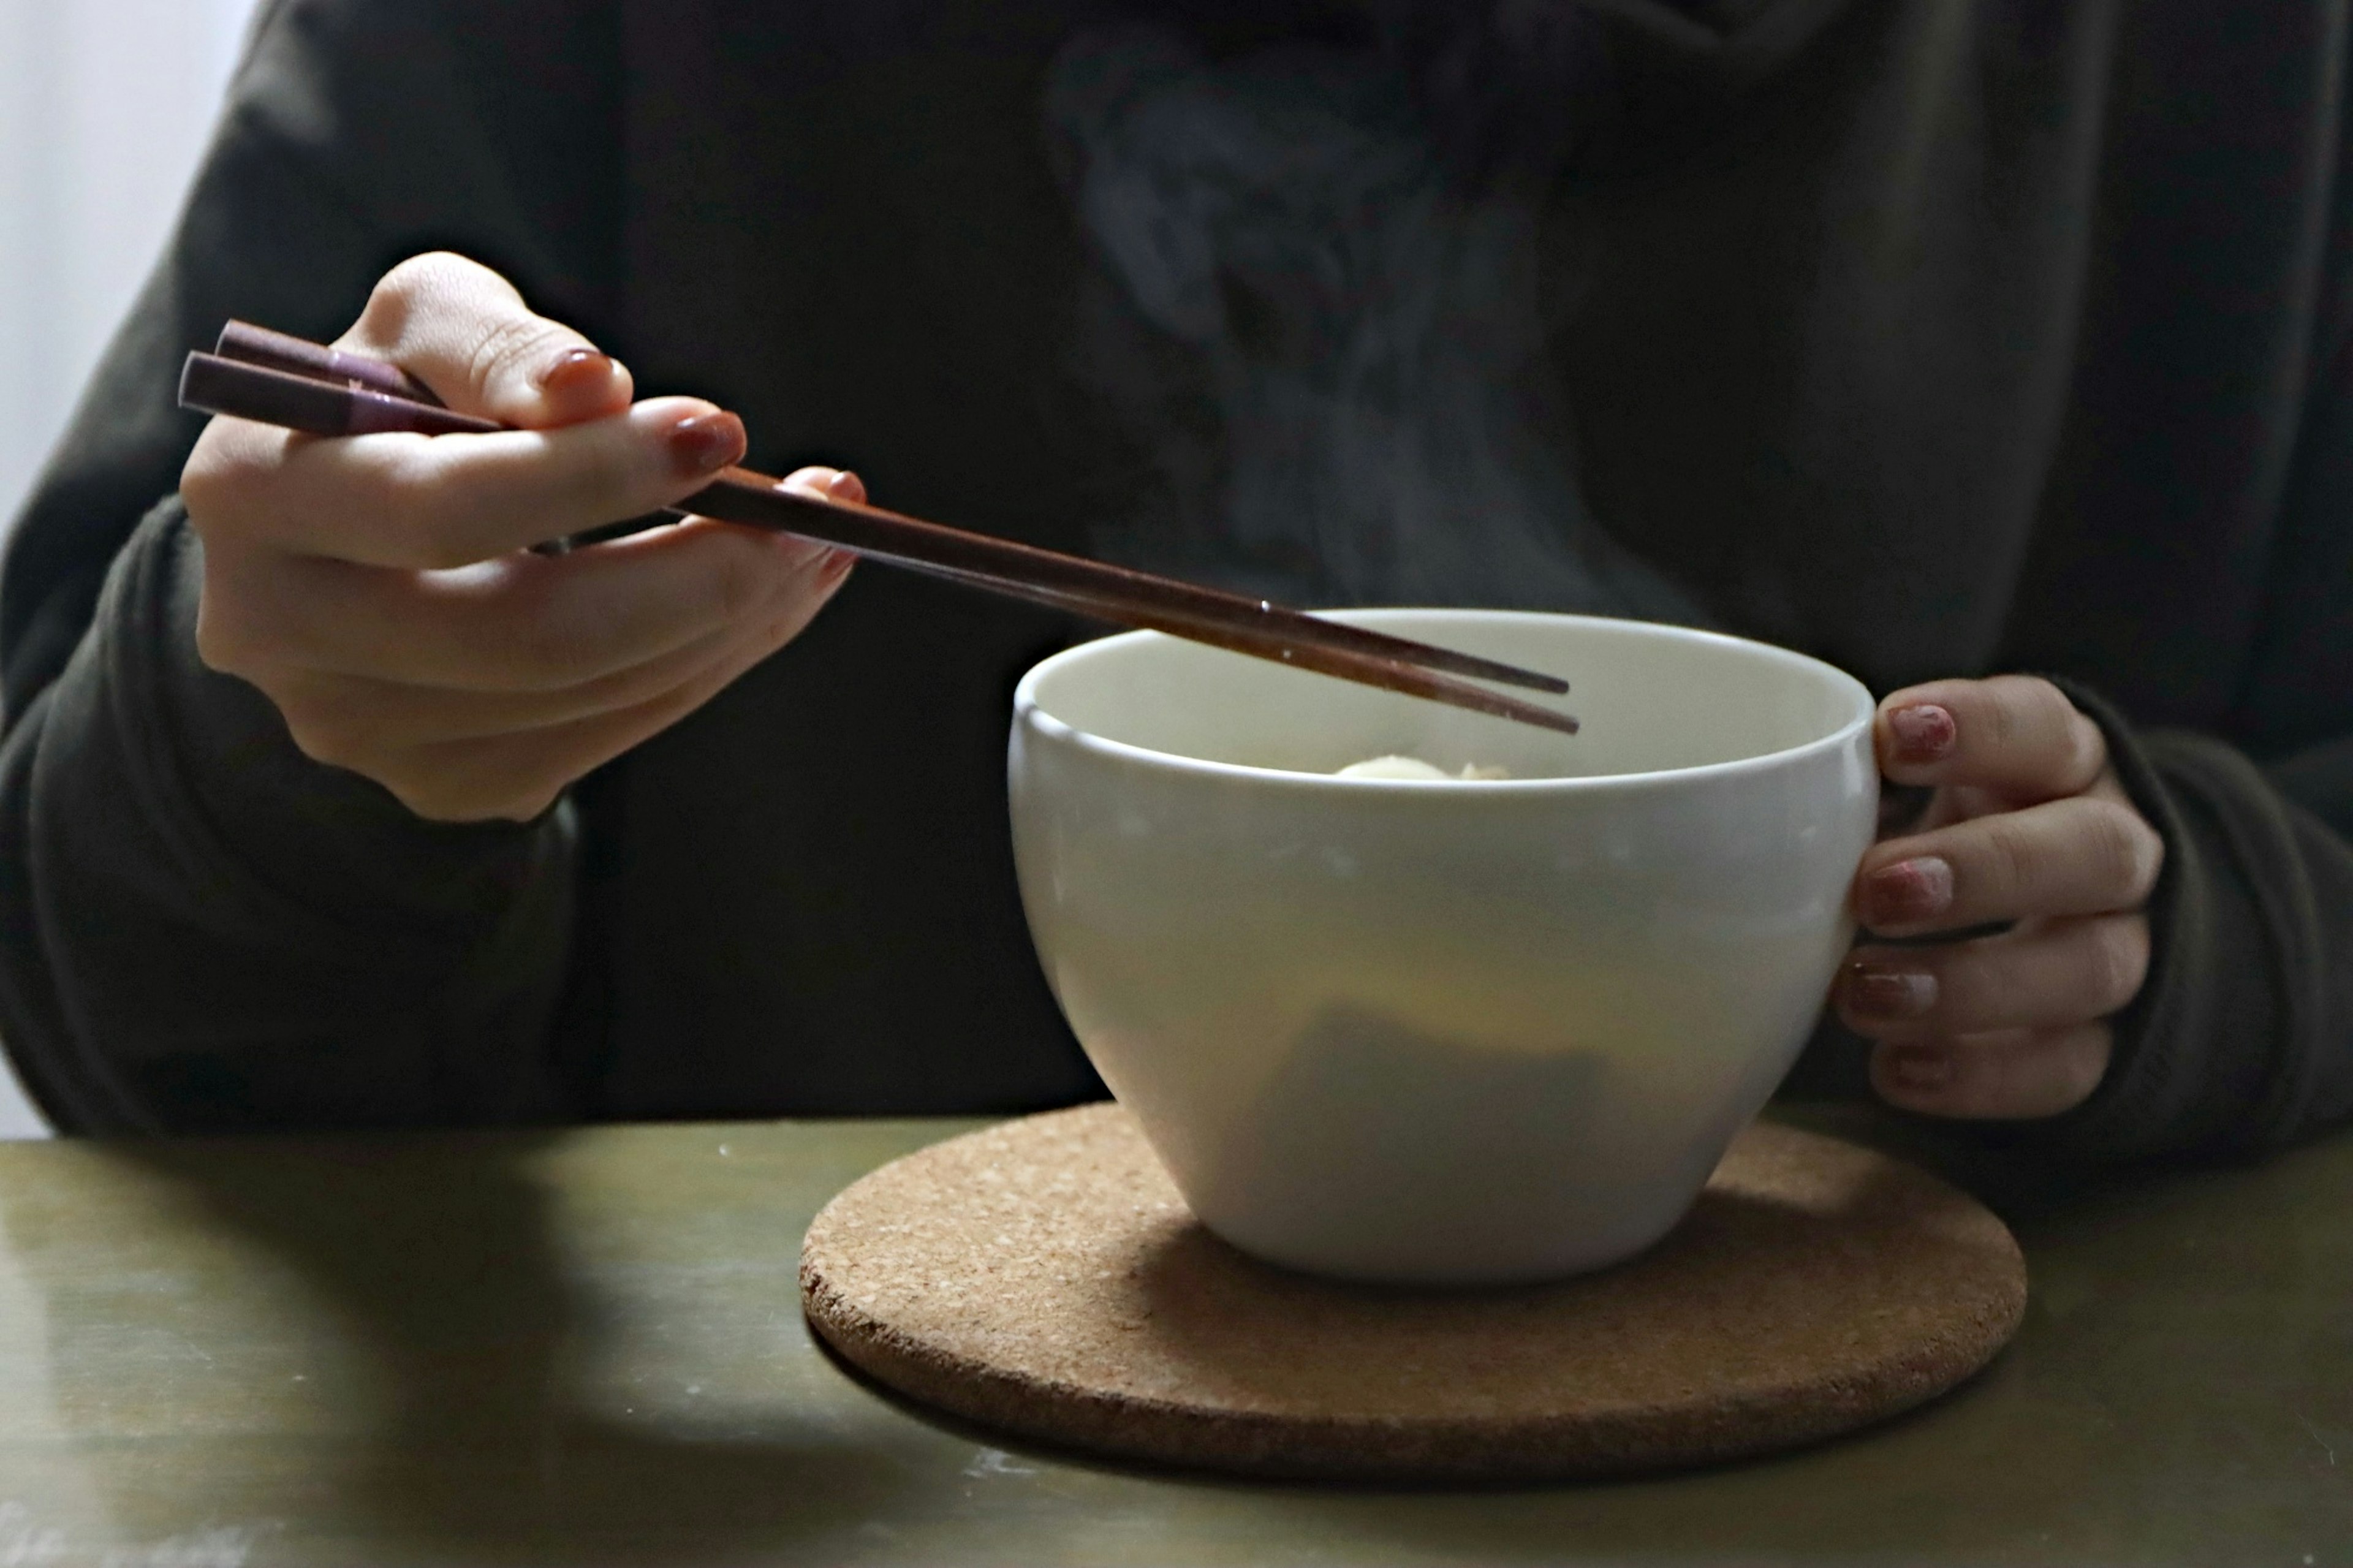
[4,0,2351,1156]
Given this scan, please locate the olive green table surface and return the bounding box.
[0,1108,2345,1567]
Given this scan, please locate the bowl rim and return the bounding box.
[1013,608,1877,793]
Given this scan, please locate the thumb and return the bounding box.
[339,251,634,430]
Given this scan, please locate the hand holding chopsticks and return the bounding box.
[180,325,1577,738]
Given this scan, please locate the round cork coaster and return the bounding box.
[801,1104,2026,1483]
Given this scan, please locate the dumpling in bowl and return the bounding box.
[1335,756,1511,781]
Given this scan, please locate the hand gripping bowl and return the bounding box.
[1010,611,1878,1286]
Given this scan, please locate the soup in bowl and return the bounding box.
[1010,610,1877,1286]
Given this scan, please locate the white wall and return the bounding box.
[0,0,262,529]
[0,0,262,1137]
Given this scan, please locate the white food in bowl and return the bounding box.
[1335,756,1512,781]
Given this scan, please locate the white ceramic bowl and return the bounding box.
[1010,610,1877,1286]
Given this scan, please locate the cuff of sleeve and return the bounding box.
[2003,677,2295,1161]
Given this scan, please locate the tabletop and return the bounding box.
[0,1105,2345,1567]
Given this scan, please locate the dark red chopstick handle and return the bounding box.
[180,352,496,437]
[216,321,447,406]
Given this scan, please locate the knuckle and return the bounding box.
[2004,674,2068,723]
[1969,1036,2039,1118]
[1977,816,2040,899]
[468,314,567,397]
[1967,683,2023,758]
[434,754,562,824]
[382,762,499,824]
[1985,1028,2109,1118]
[562,431,656,517]
[2078,801,2153,900]
[190,607,251,676]
[659,536,771,631]
[385,778,462,822]
[180,436,271,541]
[493,788,563,824]
[191,569,273,678]
[1995,675,2102,779]
[2047,1025,2114,1110]
[1970,1044,2020,1117]
[380,251,460,292]
[279,708,363,772]
[177,449,235,528]
[373,447,489,568]
[2085,917,2151,1012]
[2126,814,2166,898]
[709,545,770,623]
[2066,711,2109,783]
[2067,1025,2115,1102]
[1934,953,1990,1025]
[1979,677,2036,750]
[494,596,598,687]
[363,252,462,338]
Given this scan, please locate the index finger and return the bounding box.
[186,395,745,568]
[1877,675,2107,805]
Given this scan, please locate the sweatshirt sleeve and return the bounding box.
[0,0,622,1133]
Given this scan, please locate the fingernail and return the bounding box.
[668,411,745,477]
[1863,856,1953,926]
[1884,1046,1954,1094]
[1887,703,1956,764]
[815,547,857,585]
[536,347,615,396]
[825,470,867,504]
[1846,963,1938,1019]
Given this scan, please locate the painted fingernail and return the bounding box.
[1863,856,1953,926]
[1845,963,1938,1019]
[1887,703,1956,764]
[536,347,615,396]
[668,411,745,476]
[1883,1046,1954,1094]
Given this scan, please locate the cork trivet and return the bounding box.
[801,1104,2026,1482]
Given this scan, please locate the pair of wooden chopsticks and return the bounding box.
[177,324,1579,735]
